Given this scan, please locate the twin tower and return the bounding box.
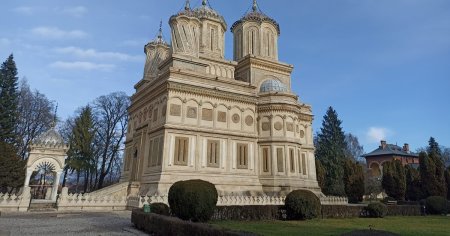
[143,0,280,81]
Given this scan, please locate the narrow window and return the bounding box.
[302,153,307,174]
[158,136,164,166]
[147,140,153,167]
[290,148,295,173]
[207,140,220,168]
[277,148,284,172]
[152,138,160,167]
[174,137,189,166]
[262,147,269,172]
[237,143,248,169]
[298,150,302,174]
[153,109,158,122]
[210,28,215,51]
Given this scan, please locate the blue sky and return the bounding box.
[1,0,449,153]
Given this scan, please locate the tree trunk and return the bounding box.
[83,170,89,193]
[62,168,68,187]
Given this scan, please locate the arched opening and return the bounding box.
[29,161,56,200]
[369,162,381,177]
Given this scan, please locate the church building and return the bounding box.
[120,0,321,197]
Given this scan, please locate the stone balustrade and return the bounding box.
[132,194,348,207]
[57,187,127,211]
[0,188,31,212]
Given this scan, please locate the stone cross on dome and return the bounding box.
[185,0,190,10]
[253,0,258,12]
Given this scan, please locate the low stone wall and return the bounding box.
[131,194,348,207]
[57,188,127,211]
[0,188,31,212]
[213,205,283,221]
[131,209,256,236]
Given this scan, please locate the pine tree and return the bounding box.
[66,106,96,193]
[0,54,19,144]
[419,150,447,198]
[427,137,442,156]
[382,161,394,198]
[315,107,347,196]
[445,168,450,200]
[343,160,365,203]
[405,165,422,201]
[315,159,325,190]
[0,141,25,193]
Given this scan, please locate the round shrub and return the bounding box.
[365,202,387,218]
[285,190,321,220]
[168,179,218,222]
[150,203,170,216]
[425,196,448,215]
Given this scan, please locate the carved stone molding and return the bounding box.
[245,115,254,126]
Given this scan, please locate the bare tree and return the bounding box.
[345,133,365,163]
[15,79,55,159]
[92,92,129,189]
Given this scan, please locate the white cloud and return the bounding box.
[366,127,393,143]
[13,6,34,15]
[62,6,88,17]
[49,61,115,71]
[54,47,143,62]
[31,27,88,39]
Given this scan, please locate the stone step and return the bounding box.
[28,202,57,212]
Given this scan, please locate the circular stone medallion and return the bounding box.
[274,122,283,131]
[232,114,240,123]
[300,130,305,138]
[245,115,254,126]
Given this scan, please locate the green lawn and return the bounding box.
[213,216,450,236]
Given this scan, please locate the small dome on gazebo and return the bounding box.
[34,127,65,146]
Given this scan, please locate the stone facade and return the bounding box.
[120,0,321,197]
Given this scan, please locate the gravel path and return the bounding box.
[0,211,148,236]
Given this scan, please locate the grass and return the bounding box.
[213,216,450,236]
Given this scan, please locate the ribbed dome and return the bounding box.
[192,1,227,29]
[171,0,227,29]
[231,0,280,35]
[34,127,65,146]
[260,80,288,93]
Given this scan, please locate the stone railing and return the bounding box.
[57,187,127,211]
[86,182,129,198]
[131,194,348,207]
[319,196,348,205]
[0,188,31,212]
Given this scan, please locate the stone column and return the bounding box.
[24,170,33,187]
[51,171,62,201]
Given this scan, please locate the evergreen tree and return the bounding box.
[315,159,325,190]
[445,168,450,200]
[427,137,442,156]
[382,160,406,200]
[382,161,395,198]
[343,160,365,203]
[0,54,19,144]
[405,165,422,201]
[66,106,96,193]
[315,107,347,196]
[419,151,447,198]
[0,141,25,193]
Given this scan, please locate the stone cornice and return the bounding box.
[258,104,313,122]
[167,82,258,105]
[236,55,294,76]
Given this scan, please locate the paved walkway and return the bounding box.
[0,211,147,236]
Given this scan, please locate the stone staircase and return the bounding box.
[28,200,57,212]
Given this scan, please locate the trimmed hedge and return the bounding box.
[365,203,387,218]
[132,209,256,236]
[168,180,218,222]
[425,196,448,215]
[285,190,321,220]
[150,203,170,216]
